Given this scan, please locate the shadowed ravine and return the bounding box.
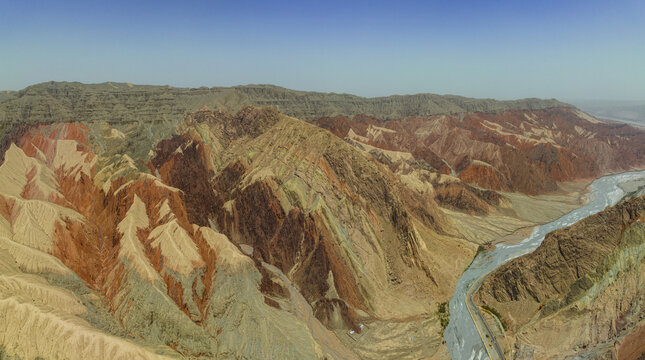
[444,170,645,360]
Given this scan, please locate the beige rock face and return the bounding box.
[476,195,645,359]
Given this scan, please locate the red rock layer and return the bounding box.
[457,164,511,192]
[150,133,218,227]
[315,108,645,195]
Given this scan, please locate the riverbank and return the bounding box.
[443,180,589,249]
[445,170,645,360]
[475,174,645,359]
[497,181,592,245]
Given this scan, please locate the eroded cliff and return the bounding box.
[476,195,645,359]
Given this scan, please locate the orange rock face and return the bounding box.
[457,164,511,192]
[616,321,645,360]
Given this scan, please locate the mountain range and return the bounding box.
[0,82,644,360]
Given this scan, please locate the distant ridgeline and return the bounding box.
[0,81,570,127]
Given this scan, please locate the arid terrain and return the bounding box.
[0,82,644,359]
[476,187,645,359]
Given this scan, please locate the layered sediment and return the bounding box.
[1,82,644,359]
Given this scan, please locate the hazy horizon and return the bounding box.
[5,81,645,104]
[2,0,644,101]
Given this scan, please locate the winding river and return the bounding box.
[444,170,645,360]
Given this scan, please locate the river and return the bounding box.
[444,170,645,360]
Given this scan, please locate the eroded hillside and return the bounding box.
[0,81,568,128]
[476,194,645,359]
[0,106,482,359]
[0,120,354,359]
[1,82,643,359]
[316,108,645,195]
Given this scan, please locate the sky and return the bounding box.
[1,0,644,100]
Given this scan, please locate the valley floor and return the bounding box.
[346,181,593,360]
[446,181,589,248]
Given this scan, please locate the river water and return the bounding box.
[444,170,645,360]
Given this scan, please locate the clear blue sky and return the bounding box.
[1,0,644,100]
